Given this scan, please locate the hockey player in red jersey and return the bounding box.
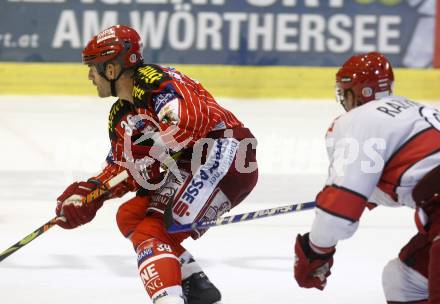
[293,52,440,303]
[55,25,258,304]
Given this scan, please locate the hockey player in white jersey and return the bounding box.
[293,52,440,303]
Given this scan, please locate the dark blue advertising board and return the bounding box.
[0,0,436,67]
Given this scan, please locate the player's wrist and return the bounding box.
[301,233,335,260]
[309,239,336,256]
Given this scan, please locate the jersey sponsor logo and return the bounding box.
[138,65,164,85]
[152,291,168,303]
[173,138,239,223]
[146,277,165,295]
[173,200,191,217]
[139,263,164,293]
[173,178,204,217]
[133,85,145,100]
[157,96,180,125]
[108,99,125,132]
[153,86,178,114]
[137,247,154,266]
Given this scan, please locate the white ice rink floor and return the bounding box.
[0,96,436,304]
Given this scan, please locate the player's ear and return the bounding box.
[105,63,120,80]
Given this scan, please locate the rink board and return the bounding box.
[0,63,439,100]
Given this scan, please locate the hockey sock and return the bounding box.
[136,238,184,303]
[179,250,204,280]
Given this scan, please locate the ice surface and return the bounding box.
[0,96,435,304]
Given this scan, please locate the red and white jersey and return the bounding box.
[89,99,144,198]
[310,96,440,248]
[132,64,243,149]
[86,65,246,200]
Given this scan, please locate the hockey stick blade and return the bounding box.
[166,201,316,233]
[0,170,129,263]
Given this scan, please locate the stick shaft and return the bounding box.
[167,201,316,233]
[0,219,56,262]
[0,170,129,262]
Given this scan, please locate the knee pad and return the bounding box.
[116,196,150,238]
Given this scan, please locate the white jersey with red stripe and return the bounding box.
[310,96,440,248]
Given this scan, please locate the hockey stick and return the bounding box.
[0,170,129,262]
[165,201,316,233]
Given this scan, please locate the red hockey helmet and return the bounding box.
[82,25,143,76]
[336,52,394,110]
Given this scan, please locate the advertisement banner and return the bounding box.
[0,0,437,67]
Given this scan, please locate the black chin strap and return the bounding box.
[109,69,124,97]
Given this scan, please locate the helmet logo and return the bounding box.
[129,53,137,63]
[362,87,373,97]
[97,28,116,44]
[101,50,116,56]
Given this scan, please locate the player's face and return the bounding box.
[87,65,111,98]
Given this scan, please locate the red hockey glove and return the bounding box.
[55,180,108,229]
[294,233,335,290]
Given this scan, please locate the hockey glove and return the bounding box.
[55,180,108,229]
[294,233,335,290]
